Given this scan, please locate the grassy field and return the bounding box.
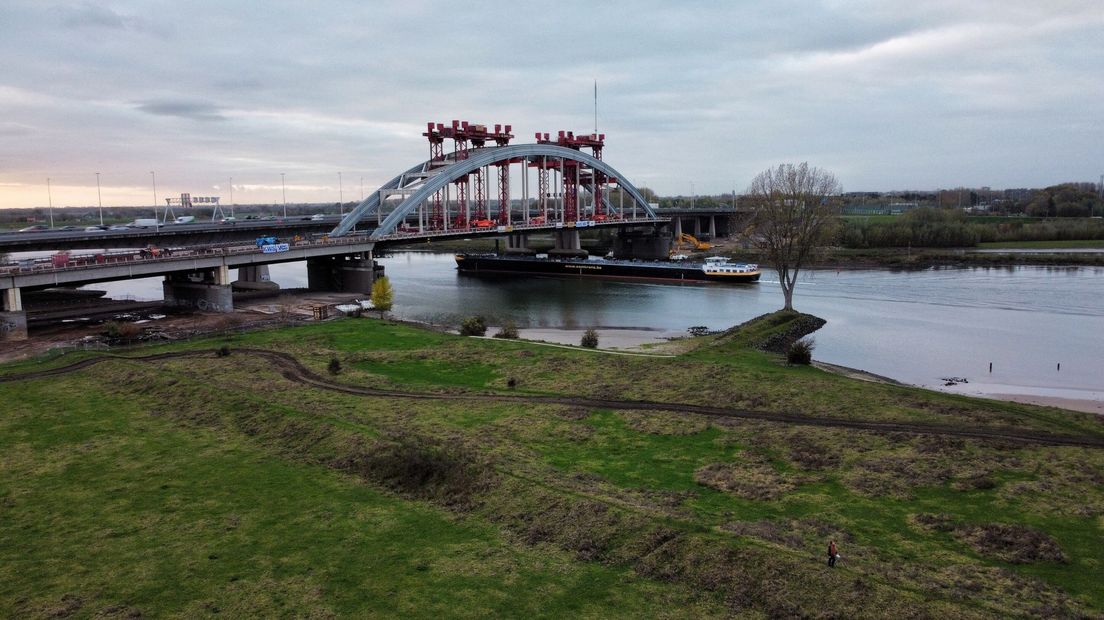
[2,315,1103,617]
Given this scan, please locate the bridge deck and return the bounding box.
[1,217,669,292]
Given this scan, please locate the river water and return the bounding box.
[71,251,1104,403]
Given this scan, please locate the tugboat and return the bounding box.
[455,254,760,283]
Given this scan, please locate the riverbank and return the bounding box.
[501,324,1104,415]
[3,315,1102,617]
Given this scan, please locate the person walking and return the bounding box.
[827,540,838,567]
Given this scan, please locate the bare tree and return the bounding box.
[745,163,840,311]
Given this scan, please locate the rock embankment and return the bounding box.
[753,313,827,354]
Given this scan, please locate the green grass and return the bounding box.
[0,375,722,618]
[3,316,1103,617]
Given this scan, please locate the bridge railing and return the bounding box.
[0,233,376,279]
[372,215,668,242]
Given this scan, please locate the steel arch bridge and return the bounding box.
[330,143,662,241]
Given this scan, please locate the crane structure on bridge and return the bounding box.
[412,121,621,233]
[330,122,660,240]
[536,131,607,223]
[423,120,514,229]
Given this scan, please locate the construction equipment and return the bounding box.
[675,233,711,251]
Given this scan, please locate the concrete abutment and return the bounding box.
[1,288,27,340]
[233,264,279,291]
[306,252,383,294]
[163,266,234,313]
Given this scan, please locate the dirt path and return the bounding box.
[5,347,1103,449]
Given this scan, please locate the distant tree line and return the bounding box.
[839,207,1104,248]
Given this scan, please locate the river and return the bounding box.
[70,251,1104,407]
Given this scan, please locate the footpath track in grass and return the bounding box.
[5,347,1103,449]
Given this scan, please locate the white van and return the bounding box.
[173,216,196,224]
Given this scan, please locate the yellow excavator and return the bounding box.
[674,233,711,251]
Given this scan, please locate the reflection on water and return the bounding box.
[81,252,1104,395]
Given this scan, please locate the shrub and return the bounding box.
[102,320,142,343]
[787,337,814,365]
[328,356,341,375]
[216,345,231,357]
[494,320,519,339]
[459,316,487,336]
[102,321,122,339]
[581,328,599,348]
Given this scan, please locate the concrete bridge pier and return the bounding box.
[306,251,382,294]
[1,287,28,341]
[163,265,234,313]
[233,265,279,291]
[503,233,536,255]
[673,217,683,237]
[612,229,673,260]
[708,215,717,239]
[548,229,588,258]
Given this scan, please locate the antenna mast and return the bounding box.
[594,80,598,133]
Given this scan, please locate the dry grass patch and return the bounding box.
[910,513,1066,564]
[956,523,1067,564]
[694,460,794,501]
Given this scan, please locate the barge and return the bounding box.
[455,254,761,283]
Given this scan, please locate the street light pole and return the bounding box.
[47,177,54,228]
[338,172,343,217]
[229,176,234,218]
[95,172,103,226]
[150,171,158,231]
[281,173,286,219]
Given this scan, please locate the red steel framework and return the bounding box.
[535,131,607,221]
[426,120,513,229]
[422,121,618,229]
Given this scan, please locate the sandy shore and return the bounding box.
[513,326,686,351]
[942,383,1104,415]
[511,327,1104,415]
[983,394,1104,415]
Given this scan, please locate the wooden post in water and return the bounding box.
[989,362,992,373]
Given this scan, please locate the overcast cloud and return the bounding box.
[1,0,1101,208]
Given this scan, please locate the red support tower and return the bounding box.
[493,124,513,225]
[423,122,445,162]
[453,177,469,229]
[472,168,487,222]
[536,130,607,222]
[497,163,510,225]
[425,120,514,228]
[430,189,444,230]
[563,162,578,222]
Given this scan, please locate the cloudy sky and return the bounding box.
[1,1,1101,209]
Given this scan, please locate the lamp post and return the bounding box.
[150,171,158,231]
[338,171,343,217]
[281,173,286,219]
[229,176,234,218]
[360,175,364,201]
[47,177,54,228]
[95,172,103,226]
